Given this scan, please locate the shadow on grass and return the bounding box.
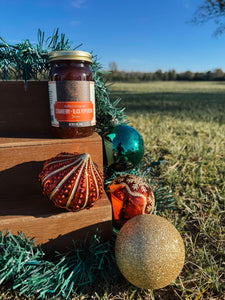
[111,91,225,124]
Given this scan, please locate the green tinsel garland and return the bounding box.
[0,231,120,299]
[91,55,128,134]
[0,29,175,298]
[0,28,81,81]
[0,231,43,286]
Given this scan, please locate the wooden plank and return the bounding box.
[0,81,51,137]
[0,132,103,172]
[0,191,112,253]
[0,132,104,202]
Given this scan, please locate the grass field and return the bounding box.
[1,81,224,299]
[108,81,225,299]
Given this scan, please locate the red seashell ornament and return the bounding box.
[106,174,155,227]
[39,152,104,211]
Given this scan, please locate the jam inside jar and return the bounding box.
[48,50,96,138]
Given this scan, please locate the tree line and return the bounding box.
[103,67,225,82]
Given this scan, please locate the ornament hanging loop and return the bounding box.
[111,117,120,127]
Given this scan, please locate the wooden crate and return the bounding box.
[0,81,52,137]
[0,81,112,253]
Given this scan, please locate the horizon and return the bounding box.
[104,66,225,74]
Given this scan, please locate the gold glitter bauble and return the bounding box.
[115,214,185,290]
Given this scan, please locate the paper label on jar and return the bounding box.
[48,81,59,127]
[48,81,96,127]
[54,101,94,122]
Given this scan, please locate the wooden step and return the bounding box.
[0,81,112,252]
[0,191,112,254]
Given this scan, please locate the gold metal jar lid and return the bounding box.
[48,50,92,63]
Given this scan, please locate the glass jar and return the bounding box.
[48,50,96,138]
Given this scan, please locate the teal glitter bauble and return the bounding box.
[103,124,144,171]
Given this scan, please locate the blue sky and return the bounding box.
[1,0,225,72]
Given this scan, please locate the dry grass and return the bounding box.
[107,81,225,299]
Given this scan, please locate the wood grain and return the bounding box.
[0,191,112,253]
[0,81,51,137]
[0,132,103,171]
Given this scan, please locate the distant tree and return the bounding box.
[108,61,118,73]
[142,72,154,81]
[193,72,207,81]
[183,70,194,80]
[168,69,177,80]
[193,0,225,35]
[211,68,225,80]
[163,71,169,81]
[102,68,225,82]
[154,69,163,80]
[206,70,213,80]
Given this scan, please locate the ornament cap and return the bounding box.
[111,117,120,126]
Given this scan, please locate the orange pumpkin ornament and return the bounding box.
[106,174,155,227]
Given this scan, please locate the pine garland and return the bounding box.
[0,28,81,81]
[92,57,128,134]
[103,152,175,211]
[0,231,44,286]
[0,231,119,299]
